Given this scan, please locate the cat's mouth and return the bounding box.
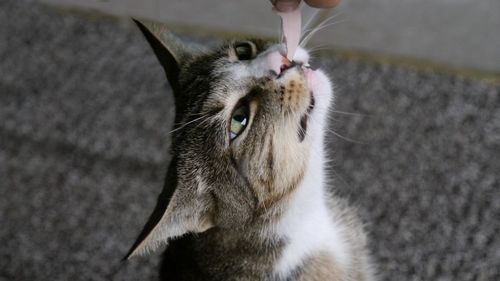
[298,92,315,142]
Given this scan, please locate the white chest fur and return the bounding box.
[272,144,351,279]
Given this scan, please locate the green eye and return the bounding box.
[230,105,249,140]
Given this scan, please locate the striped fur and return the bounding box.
[126,20,376,281]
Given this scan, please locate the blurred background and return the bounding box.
[1,0,499,280]
[41,0,500,72]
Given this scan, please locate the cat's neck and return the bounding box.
[176,139,343,280]
[270,137,345,278]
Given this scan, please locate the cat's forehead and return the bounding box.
[188,40,280,110]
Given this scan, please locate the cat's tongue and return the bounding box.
[277,8,301,61]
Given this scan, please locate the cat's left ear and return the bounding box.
[125,161,214,259]
[133,19,204,92]
[125,188,214,258]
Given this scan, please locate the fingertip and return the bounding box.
[273,0,301,12]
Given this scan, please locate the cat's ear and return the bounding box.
[125,168,214,258]
[133,19,200,91]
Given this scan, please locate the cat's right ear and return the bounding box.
[133,19,197,91]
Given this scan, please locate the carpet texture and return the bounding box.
[1,1,499,280]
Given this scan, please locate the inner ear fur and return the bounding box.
[125,158,214,259]
[126,190,214,258]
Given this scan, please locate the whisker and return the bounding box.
[300,11,342,46]
[305,44,332,57]
[300,19,348,47]
[305,44,330,53]
[300,21,337,36]
[301,10,339,40]
[302,8,321,36]
[328,109,370,117]
[306,113,367,144]
[325,127,367,144]
[166,115,207,135]
[195,114,217,129]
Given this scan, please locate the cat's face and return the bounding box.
[127,21,332,257]
[175,40,333,212]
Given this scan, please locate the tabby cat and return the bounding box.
[126,19,375,281]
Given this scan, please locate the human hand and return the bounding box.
[271,0,341,12]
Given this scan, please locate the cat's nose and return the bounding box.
[280,59,302,74]
[267,50,301,76]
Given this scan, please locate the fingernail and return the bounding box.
[274,1,299,12]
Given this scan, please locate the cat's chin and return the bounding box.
[306,68,333,111]
[298,92,315,142]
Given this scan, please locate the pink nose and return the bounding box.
[280,56,292,72]
[267,51,287,75]
[280,60,303,74]
[267,51,302,76]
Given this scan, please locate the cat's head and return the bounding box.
[127,20,333,257]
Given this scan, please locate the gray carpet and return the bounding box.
[1,1,499,280]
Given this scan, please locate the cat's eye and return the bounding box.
[234,42,256,61]
[230,104,250,141]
